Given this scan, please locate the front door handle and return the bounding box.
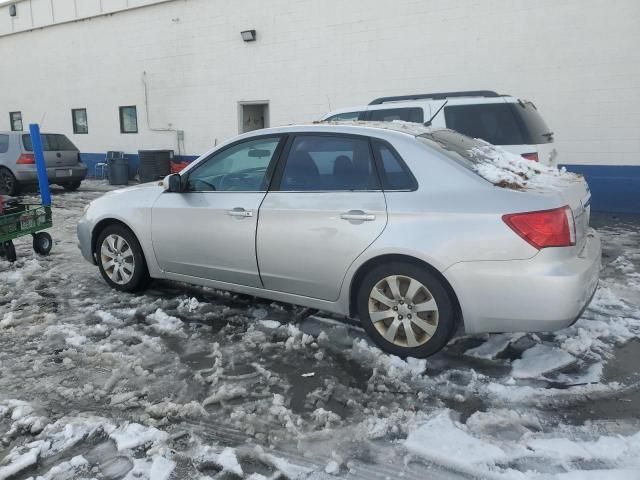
[228,208,253,218]
[340,210,376,222]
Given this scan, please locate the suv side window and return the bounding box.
[373,141,417,190]
[279,135,380,191]
[186,136,282,192]
[367,107,424,123]
[326,111,362,121]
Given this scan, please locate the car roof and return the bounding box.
[239,121,438,139]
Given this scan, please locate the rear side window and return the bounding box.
[373,141,416,190]
[22,134,79,152]
[367,107,424,123]
[326,111,362,121]
[0,135,8,153]
[444,102,552,145]
[279,135,380,191]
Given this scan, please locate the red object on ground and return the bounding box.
[171,161,190,174]
[0,195,4,215]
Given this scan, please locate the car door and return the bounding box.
[257,133,387,301]
[151,135,285,287]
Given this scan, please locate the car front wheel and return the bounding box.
[96,225,149,292]
[357,262,458,358]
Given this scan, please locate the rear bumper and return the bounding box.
[446,229,601,334]
[14,164,88,184]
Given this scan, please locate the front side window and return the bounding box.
[72,108,88,134]
[186,137,282,192]
[326,111,362,121]
[119,106,138,134]
[367,107,424,123]
[9,112,22,131]
[279,135,379,191]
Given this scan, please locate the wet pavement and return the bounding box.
[0,182,639,479]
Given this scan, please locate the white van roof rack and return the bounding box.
[369,91,502,105]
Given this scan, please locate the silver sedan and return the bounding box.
[77,123,600,358]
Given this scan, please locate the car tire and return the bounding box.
[32,232,53,256]
[0,167,18,196]
[63,181,82,191]
[356,262,458,358]
[96,224,149,292]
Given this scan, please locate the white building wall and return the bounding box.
[0,0,639,167]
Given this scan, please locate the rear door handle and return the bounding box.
[340,210,376,222]
[227,208,253,218]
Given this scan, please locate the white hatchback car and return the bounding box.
[322,91,558,166]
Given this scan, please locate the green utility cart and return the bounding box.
[0,203,53,262]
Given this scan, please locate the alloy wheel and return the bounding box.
[100,234,135,285]
[368,275,439,348]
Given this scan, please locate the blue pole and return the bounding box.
[29,124,51,206]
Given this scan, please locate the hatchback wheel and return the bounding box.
[0,168,17,196]
[357,262,458,358]
[63,181,82,191]
[96,225,149,292]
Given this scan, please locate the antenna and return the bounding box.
[424,100,448,127]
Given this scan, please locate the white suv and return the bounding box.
[321,91,558,165]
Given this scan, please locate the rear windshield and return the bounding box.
[22,134,78,152]
[444,102,552,145]
[417,129,486,171]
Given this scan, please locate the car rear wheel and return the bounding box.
[0,168,17,196]
[62,181,82,191]
[357,262,458,358]
[96,225,149,292]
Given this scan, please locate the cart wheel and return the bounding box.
[3,241,16,262]
[33,232,53,256]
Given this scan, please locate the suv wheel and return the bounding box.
[0,168,17,196]
[96,225,149,292]
[357,262,458,358]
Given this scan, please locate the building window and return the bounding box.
[72,108,88,134]
[9,112,23,131]
[119,106,138,134]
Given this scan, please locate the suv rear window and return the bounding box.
[444,102,552,145]
[22,134,78,152]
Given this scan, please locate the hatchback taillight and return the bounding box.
[503,206,575,249]
[17,153,35,164]
[521,152,539,162]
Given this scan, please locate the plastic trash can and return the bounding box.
[108,157,129,186]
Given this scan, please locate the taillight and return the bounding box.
[503,206,575,249]
[521,152,539,162]
[17,153,35,164]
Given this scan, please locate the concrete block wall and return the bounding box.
[0,0,639,211]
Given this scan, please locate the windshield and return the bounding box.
[417,129,487,171]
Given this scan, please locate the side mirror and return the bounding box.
[163,174,182,193]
